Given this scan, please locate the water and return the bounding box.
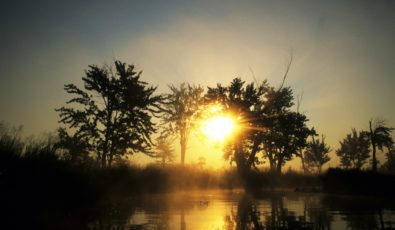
[85,190,395,230]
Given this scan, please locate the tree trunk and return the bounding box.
[246,137,260,169]
[299,149,307,174]
[372,143,377,172]
[269,158,276,172]
[162,156,165,168]
[108,154,113,167]
[276,157,283,174]
[266,145,277,173]
[101,152,107,168]
[233,144,251,188]
[108,144,116,167]
[235,148,247,176]
[180,130,186,165]
[103,94,112,168]
[370,120,377,172]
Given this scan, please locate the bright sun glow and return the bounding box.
[201,115,235,142]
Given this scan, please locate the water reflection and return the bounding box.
[84,191,395,230]
[222,194,332,230]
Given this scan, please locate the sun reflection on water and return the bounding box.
[89,190,395,230]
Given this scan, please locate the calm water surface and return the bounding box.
[87,190,395,230]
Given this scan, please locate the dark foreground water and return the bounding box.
[83,190,395,230]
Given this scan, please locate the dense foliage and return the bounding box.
[336,129,370,169]
[206,78,314,178]
[303,135,331,174]
[56,61,162,167]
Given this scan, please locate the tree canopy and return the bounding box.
[303,135,331,174]
[336,129,370,170]
[206,78,314,175]
[160,83,204,164]
[56,61,162,167]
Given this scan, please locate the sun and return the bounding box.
[201,115,235,142]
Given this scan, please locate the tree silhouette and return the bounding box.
[56,61,162,168]
[153,137,175,167]
[258,84,314,174]
[0,122,24,171]
[366,119,394,172]
[303,135,331,174]
[206,78,313,176]
[261,109,314,174]
[382,149,395,173]
[56,127,93,165]
[336,129,370,169]
[161,83,204,165]
[206,78,268,177]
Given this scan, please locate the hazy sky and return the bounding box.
[1,0,394,168]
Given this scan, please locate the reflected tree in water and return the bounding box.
[56,193,395,230]
[224,195,264,230]
[223,195,334,230]
[342,212,380,230]
[322,195,395,230]
[303,195,332,230]
[264,195,314,230]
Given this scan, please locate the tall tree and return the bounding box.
[366,119,394,172]
[56,61,162,168]
[260,84,314,174]
[207,78,313,175]
[303,135,331,174]
[207,78,268,177]
[260,110,314,174]
[336,129,370,169]
[161,83,204,165]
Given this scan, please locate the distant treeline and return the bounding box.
[51,60,394,181]
[1,59,395,200]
